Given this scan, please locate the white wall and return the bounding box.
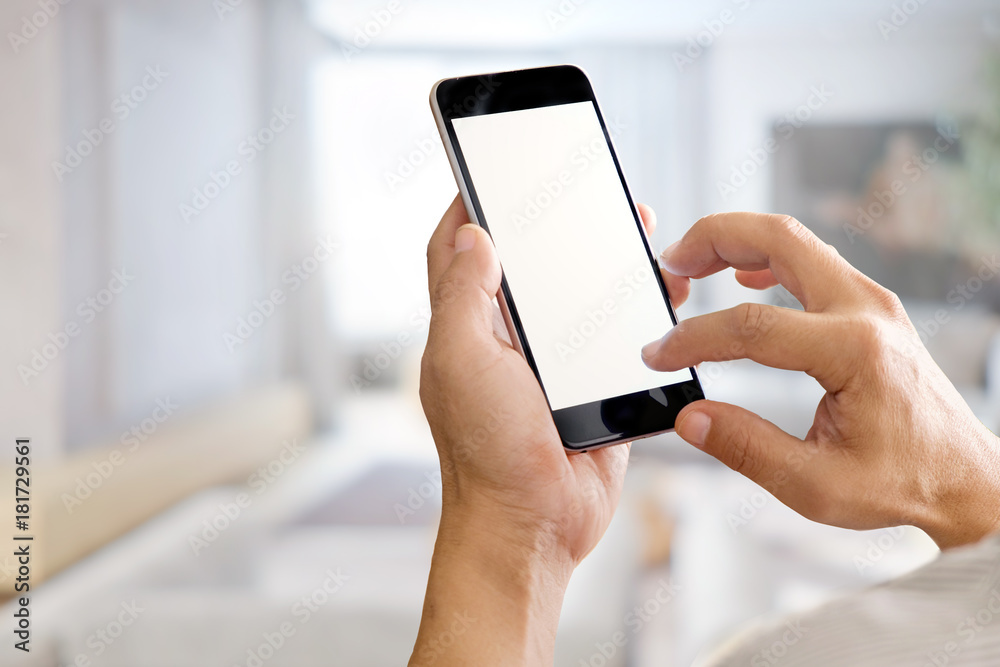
[58,0,281,450]
[3,0,332,456]
[57,0,329,450]
[0,0,64,461]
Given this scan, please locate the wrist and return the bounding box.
[918,426,1000,550]
[409,502,574,666]
[437,498,577,590]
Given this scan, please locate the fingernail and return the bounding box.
[455,226,477,253]
[659,241,680,268]
[641,333,668,362]
[678,411,711,449]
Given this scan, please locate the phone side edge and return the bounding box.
[429,81,480,233]
[429,83,527,360]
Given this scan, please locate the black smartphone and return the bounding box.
[430,64,704,451]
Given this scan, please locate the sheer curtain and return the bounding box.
[60,0,335,450]
[310,42,701,349]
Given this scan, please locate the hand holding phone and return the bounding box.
[414,197,644,665]
[431,65,703,450]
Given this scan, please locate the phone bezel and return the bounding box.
[430,64,704,451]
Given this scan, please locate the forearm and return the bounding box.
[408,505,574,666]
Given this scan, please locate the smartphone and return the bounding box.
[430,64,704,451]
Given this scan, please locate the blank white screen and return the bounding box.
[452,102,691,410]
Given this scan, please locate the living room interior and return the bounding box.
[3,1,1000,665]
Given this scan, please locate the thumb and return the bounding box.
[675,400,818,499]
[429,224,502,340]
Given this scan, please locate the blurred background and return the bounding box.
[3,0,1000,665]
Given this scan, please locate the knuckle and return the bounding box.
[770,214,834,258]
[417,354,438,411]
[418,346,442,391]
[872,284,907,321]
[734,302,770,343]
[770,214,811,243]
[431,275,463,310]
[725,423,761,479]
[847,315,889,359]
[694,212,728,235]
[697,212,725,225]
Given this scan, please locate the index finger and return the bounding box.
[661,213,853,311]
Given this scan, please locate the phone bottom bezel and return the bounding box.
[553,378,705,452]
